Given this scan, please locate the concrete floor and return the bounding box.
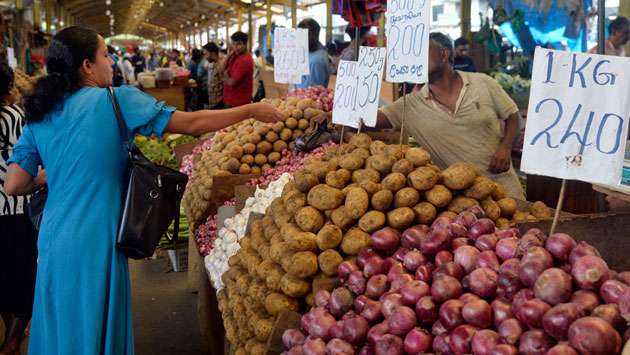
[1,256,209,355]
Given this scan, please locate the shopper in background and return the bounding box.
[195,47,210,109]
[265,48,274,66]
[203,42,224,109]
[221,31,254,108]
[3,26,283,355]
[453,37,477,72]
[589,16,630,56]
[0,62,39,355]
[147,51,159,71]
[339,25,371,61]
[107,45,124,87]
[120,53,135,84]
[131,46,146,76]
[296,18,330,89]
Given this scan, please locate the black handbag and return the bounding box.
[294,122,340,152]
[26,187,47,229]
[108,87,188,259]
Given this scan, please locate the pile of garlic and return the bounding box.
[205,173,293,291]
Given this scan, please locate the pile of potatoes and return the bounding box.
[182,97,326,227]
[216,134,552,354]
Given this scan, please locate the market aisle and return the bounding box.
[130,257,209,355]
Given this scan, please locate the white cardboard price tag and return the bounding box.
[332,60,360,129]
[385,0,430,84]
[273,28,309,84]
[356,47,387,127]
[521,48,630,186]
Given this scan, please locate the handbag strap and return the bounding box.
[107,87,130,149]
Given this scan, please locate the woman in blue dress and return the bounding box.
[3,26,283,355]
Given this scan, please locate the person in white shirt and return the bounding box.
[589,16,629,56]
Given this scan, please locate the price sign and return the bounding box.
[356,47,387,127]
[273,28,310,84]
[521,48,630,185]
[332,60,360,128]
[385,0,430,83]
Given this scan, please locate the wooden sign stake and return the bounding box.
[399,83,408,147]
[549,179,567,235]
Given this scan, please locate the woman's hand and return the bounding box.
[248,102,285,123]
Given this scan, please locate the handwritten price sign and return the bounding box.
[273,28,309,84]
[521,48,630,185]
[333,60,360,128]
[385,0,430,83]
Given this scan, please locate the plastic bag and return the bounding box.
[294,122,340,152]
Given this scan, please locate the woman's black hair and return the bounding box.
[24,26,100,122]
[0,61,14,100]
[191,48,203,62]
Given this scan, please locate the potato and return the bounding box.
[352,168,380,183]
[448,196,479,214]
[512,210,534,222]
[384,145,406,160]
[273,140,288,153]
[239,164,252,174]
[492,183,508,200]
[392,159,415,176]
[251,166,262,175]
[285,231,318,252]
[265,130,279,143]
[497,197,518,218]
[298,119,310,130]
[246,133,262,145]
[371,154,396,174]
[312,274,342,293]
[285,117,298,129]
[413,202,437,224]
[326,170,348,189]
[228,145,244,159]
[254,154,268,166]
[341,228,372,255]
[349,133,372,149]
[269,242,291,264]
[382,173,407,192]
[464,176,496,200]
[441,163,478,190]
[425,184,453,208]
[285,193,307,214]
[330,206,354,229]
[530,201,553,219]
[371,189,393,211]
[304,108,324,120]
[292,129,304,140]
[241,154,255,165]
[255,125,271,136]
[408,167,439,191]
[315,224,342,250]
[294,171,319,193]
[280,274,310,297]
[280,222,301,239]
[297,98,316,110]
[352,148,371,160]
[288,251,319,278]
[265,265,285,291]
[345,187,369,219]
[358,181,382,196]
[253,317,274,341]
[304,161,336,180]
[405,147,431,167]
[318,249,344,276]
[481,199,501,221]
[387,207,415,229]
[221,157,240,173]
[394,187,420,208]
[359,211,386,233]
[307,184,345,211]
[268,152,281,164]
[264,292,299,316]
[295,207,325,232]
[256,141,273,155]
[272,121,285,133]
[496,217,511,229]
[339,154,365,171]
[370,140,387,156]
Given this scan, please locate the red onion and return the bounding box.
[338,261,359,280]
[571,255,610,290]
[420,228,451,256]
[432,334,453,355]
[469,218,495,240]
[342,310,358,320]
[315,290,331,308]
[401,225,430,249]
[591,303,625,330]
[469,267,498,299]
[329,321,344,339]
[360,299,383,323]
[431,275,463,303]
[326,339,354,355]
[371,227,401,252]
[357,345,371,355]
[434,262,465,280]
[392,247,409,263]
[403,249,426,272]
[330,288,355,317]
[533,268,572,305]
[568,316,621,355]
[308,311,336,339]
[439,299,465,331]
[432,216,454,230]
[546,344,579,355]
[570,290,600,314]
[449,324,478,354]
[568,241,600,266]
[403,328,432,354]
[367,322,388,346]
[545,233,577,262]
[498,318,524,345]
[620,288,630,322]
[414,264,432,283]
[491,300,514,328]
[600,280,627,304]
[499,258,520,278]
[374,334,403,355]
[455,211,478,227]
[526,228,547,241]
[435,250,454,266]
[364,255,386,278]
[489,344,518,355]
[459,292,481,304]
[517,234,544,257]
[476,234,498,252]
[381,293,403,318]
[390,273,413,292]
[303,338,326,355]
[477,251,500,271]
[387,263,405,283]
[448,222,468,238]
[625,328,630,342]
[518,329,554,355]
[387,306,416,336]
[472,329,500,355]
[431,320,448,336]
[415,296,438,326]
[466,205,486,218]
[516,298,551,329]
[342,315,369,344]
[400,280,430,305]
[454,245,480,274]
[347,271,367,295]
[358,249,378,269]
[286,345,305,355]
[283,329,307,349]
[495,237,518,261]
[512,289,535,313]
[462,299,492,328]
[617,271,630,285]
[452,237,471,250]
[519,247,554,287]
[542,303,583,340]
[497,273,523,302]
[496,228,520,239]
[365,275,388,299]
